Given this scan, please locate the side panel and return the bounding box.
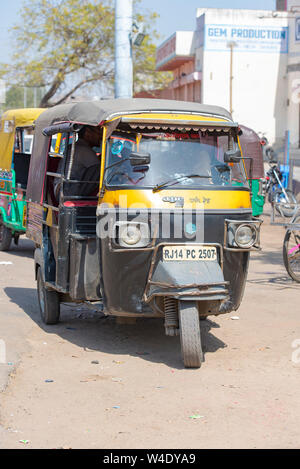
[69,237,101,301]
[251,179,265,217]
[26,202,44,245]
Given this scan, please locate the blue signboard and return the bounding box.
[203,24,289,53]
[295,17,300,42]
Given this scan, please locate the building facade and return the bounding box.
[154,3,300,150]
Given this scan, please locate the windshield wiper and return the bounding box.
[153,174,212,193]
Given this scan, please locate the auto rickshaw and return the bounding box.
[0,108,45,250]
[26,99,262,368]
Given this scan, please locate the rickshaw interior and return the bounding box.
[13,127,35,189]
[45,125,249,207]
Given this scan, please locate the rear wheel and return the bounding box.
[37,267,60,324]
[0,216,12,251]
[283,216,300,282]
[179,301,203,368]
[274,189,297,218]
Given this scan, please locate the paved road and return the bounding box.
[0,216,300,449]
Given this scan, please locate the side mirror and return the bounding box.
[224,149,242,163]
[129,152,151,166]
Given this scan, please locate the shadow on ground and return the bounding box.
[4,287,227,370]
[247,275,300,289]
[2,238,35,260]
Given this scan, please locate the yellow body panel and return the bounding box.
[0,108,45,170]
[101,189,251,210]
[108,113,231,124]
[98,111,243,210]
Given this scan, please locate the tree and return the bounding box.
[133,7,172,94]
[4,85,44,110]
[0,0,172,107]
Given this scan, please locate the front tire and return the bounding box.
[179,301,203,368]
[0,216,12,251]
[37,267,60,324]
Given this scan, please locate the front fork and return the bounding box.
[273,169,289,200]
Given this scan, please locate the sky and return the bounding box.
[139,0,276,43]
[0,0,277,62]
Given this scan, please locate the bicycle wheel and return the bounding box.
[274,189,297,218]
[283,216,300,282]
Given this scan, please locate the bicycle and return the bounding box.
[266,162,297,218]
[283,212,300,282]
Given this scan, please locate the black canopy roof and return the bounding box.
[27,99,234,204]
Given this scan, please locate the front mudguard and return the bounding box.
[146,260,229,303]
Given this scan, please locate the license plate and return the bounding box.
[162,245,217,262]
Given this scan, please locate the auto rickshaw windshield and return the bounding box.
[104,131,248,189]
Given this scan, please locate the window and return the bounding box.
[105,131,248,190]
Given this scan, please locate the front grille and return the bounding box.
[74,207,97,235]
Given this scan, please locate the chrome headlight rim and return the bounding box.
[120,224,142,246]
[113,221,150,248]
[234,223,258,249]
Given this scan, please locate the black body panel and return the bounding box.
[98,209,251,316]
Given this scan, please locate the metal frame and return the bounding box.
[270,202,300,227]
[223,218,263,252]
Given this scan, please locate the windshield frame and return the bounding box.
[103,130,250,192]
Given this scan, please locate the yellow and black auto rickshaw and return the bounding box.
[26,99,262,368]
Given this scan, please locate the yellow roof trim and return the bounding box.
[106,112,233,126]
[0,108,45,171]
[1,108,45,128]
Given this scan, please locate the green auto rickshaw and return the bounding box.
[0,108,45,250]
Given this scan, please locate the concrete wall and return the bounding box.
[197,9,288,146]
[286,1,300,148]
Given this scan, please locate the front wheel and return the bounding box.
[37,267,60,324]
[179,301,203,368]
[283,216,300,282]
[0,216,12,251]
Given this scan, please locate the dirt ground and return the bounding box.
[0,214,300,449]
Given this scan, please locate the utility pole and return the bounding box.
[227,41,237,115]
[24,87,27,108]
[115,0,133,99]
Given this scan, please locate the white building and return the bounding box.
[153,2,300,151]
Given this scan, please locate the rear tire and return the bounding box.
[179,301,203,368]
[37,267,60,324]
[0,216,12,251]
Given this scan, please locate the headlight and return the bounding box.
[120,224,142,246]
[114,222,150,248]
[234,224,257,248]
